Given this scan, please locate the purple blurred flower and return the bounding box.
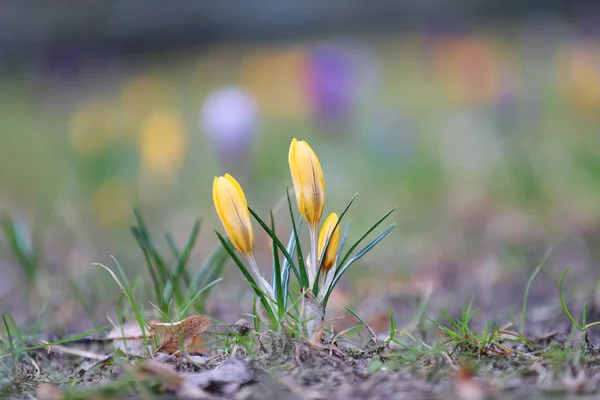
[305,44,355,126]
[200,86,260,170]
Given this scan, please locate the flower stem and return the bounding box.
[309,225,318,290]
[247,253,265,294]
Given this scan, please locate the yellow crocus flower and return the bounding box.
[318,213,340,275]
[288,138,325,227]
[213,174,254,255]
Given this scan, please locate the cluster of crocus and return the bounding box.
[213,138,341,305]
[213,136,395,335]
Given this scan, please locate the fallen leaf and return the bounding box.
[150,315,212,355]
[188,335,207,355]
[134,360,183,391]
[104,321,147,340]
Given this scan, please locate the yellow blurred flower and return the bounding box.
[557,43,600,115]
[69,99,118,155]
[120,73,174,137]
[138,111,187,179]
[318,213,340,275]
[288,138,325,227]
[213,174,254,255]
[91,178,131,227]
[239,47,310,118]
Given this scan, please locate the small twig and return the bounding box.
[441,351,458,370]
[40,343,110,360]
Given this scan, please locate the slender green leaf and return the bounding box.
[22,326,110,352]
[176,278,223,320]
[281,219,301,309]
[313,193,358,295]
[323,224,395,307]
[188,243,227,294]
[165,232,180,259]
[286,189,307,287]
[521,247,551,334]
[337,207,396,269]
[215,231,276,324]
[248,206,301,288]
[384,307,396,346]
[131,227,162,308]
[558,266,584,331]
[337,222,352,259]
[171,219,201,286]
[269,211,285,318]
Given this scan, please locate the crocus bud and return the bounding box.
[288,138,325,227]
[318,213,340,275]
[213,174,254,255]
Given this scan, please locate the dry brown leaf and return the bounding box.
[150,315,211,355]
[134,361,183,391]
[103,321,148,340]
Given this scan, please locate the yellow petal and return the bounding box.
[318,213,339,274]
[288,138,325,226]
[213,175,254,254]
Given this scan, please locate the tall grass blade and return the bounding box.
[337,207,396,269]
[281,219,300,309]
[323,224,395,307]
[171,219,201,286]
[313,193,358,295]
[286,189,307,287]
[269,211,285,318]
[248,206,301,287]
[521,247,552,334]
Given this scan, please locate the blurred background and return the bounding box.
[3,0,600,333]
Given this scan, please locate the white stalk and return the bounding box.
[309,225,318,290]
[247,254,277,313]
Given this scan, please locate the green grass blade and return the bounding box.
[188,243,227,294]
[1,215,38,282]
[94,258,148,340]
[131,212,171,285]
[171,219,201,287]
[558,266,584,332]
[337,207,397,270]
[176,278,223,321]
[384,307,396,346]
[2,315,15,356]
[337,222,352,259]
[521,247,552,334]
[281,219,301,309]
[22,326,109,352]
[248,206,301,288]
[270,211,285,318]
[131,227,163,307]
[286,189,307,287]
[313,194,357,295]
[323,224,395,308]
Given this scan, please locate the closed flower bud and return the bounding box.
[318,213,340,275]
[213,174,254,255]
[288,138,325,227]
